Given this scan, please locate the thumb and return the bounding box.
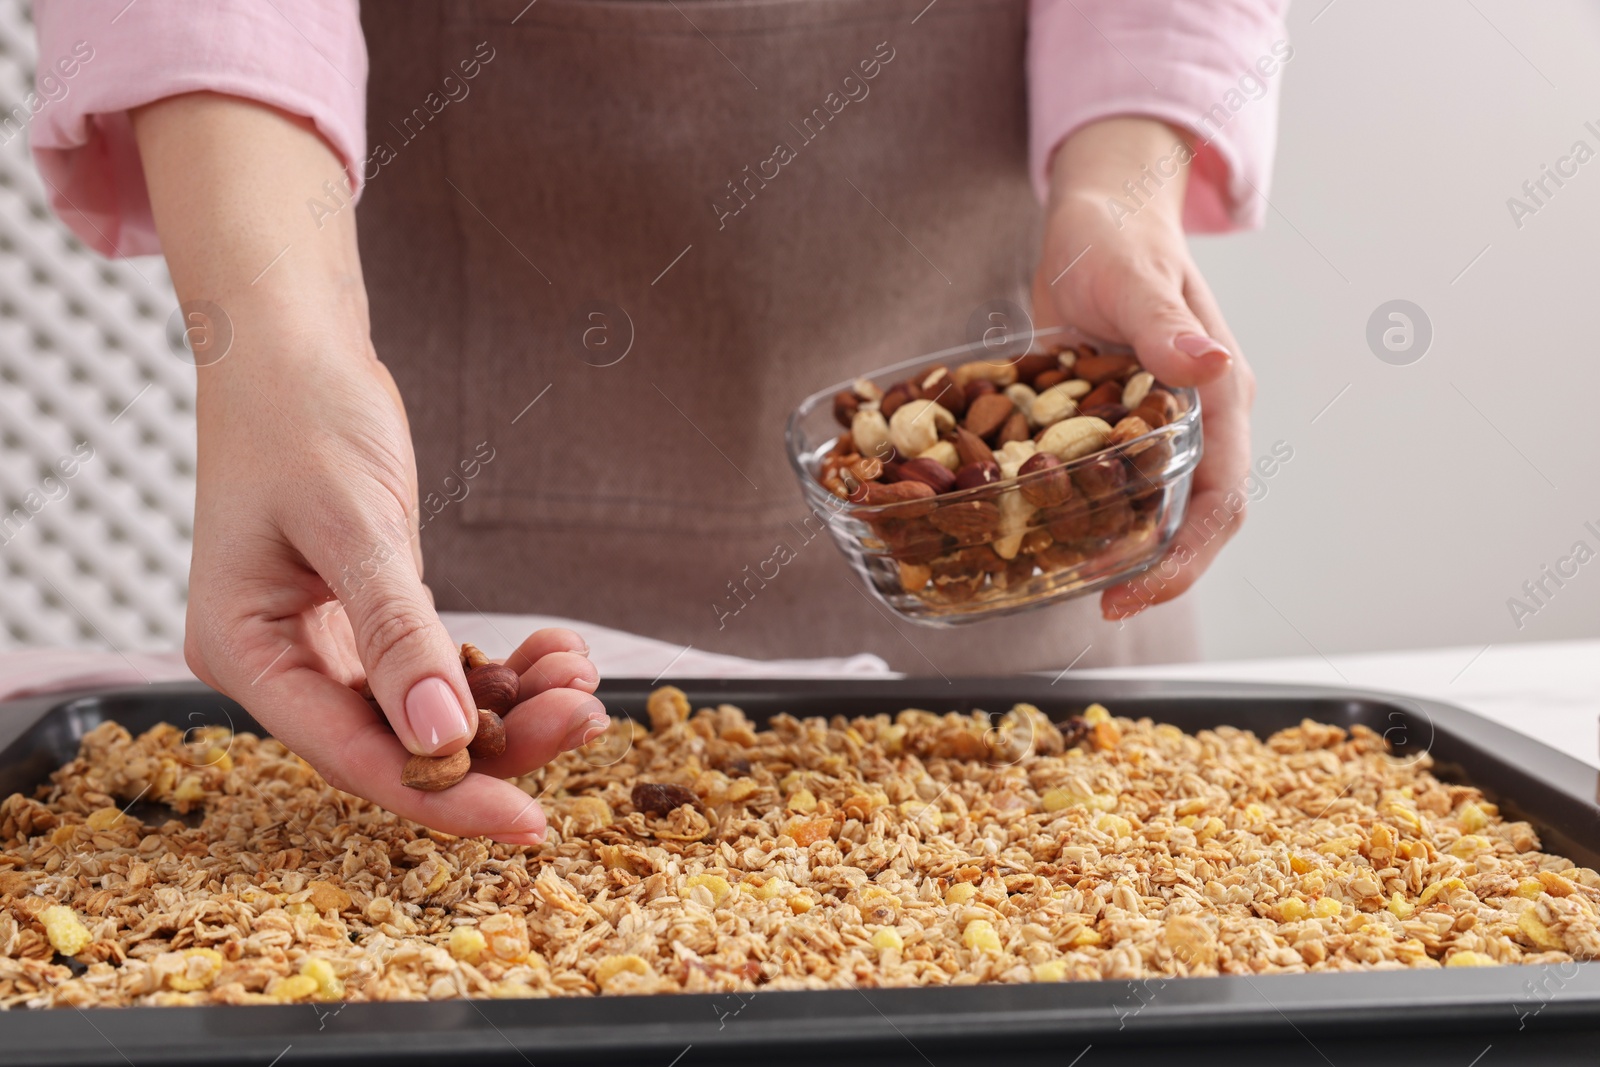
[1115,273,1232,389]
[310,530,475,757]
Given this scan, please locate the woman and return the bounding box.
[31,0,1281,838]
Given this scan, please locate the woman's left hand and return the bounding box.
[1030,116,1256,620]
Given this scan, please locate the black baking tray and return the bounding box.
[1,678,1598,1067]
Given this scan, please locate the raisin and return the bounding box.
[631,782,698,816]
[1060,716,1090,748]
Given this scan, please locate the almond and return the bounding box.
[1079,402,1130,426]
[894,457,957,494]
[1032,369,1068,391]
[1075,352,1140,384]
[996,410,1032,445]
[953,427,996,468]
[402,749,471,792]
[927,500,1002,545]
[1012,352,1058,384]
[963,392,1015,439]
[1080,380,1124,410]
[851,479,938,518]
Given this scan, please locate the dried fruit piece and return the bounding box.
[631,782,698,816]
[646,685,691,730]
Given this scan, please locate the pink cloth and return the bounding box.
[31,0,1286,254]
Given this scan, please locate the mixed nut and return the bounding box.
[816,343,1187,606]
[395,643,517,791]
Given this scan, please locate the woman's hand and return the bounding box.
[1030,117,1256,620]
[134,93,604,841]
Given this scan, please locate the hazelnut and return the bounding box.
[918,367,967,418]
[1108,415,1153,446]
[880,381,916,419]
[1017,452,1072,508]
[466,663,520,715]
[954,461,1001,491]
[964,379,998,406]
[1072,453,1128,500]
[467,709,508,759]
[832,391,861,428]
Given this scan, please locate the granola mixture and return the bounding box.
[2,689,1598,1008]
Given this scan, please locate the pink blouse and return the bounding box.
[29,0,1287,257]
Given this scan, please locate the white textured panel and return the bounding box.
[0,0,192,651]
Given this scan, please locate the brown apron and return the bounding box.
[358,0,1199,673]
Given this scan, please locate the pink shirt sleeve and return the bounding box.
[30,0,366,257]
[1028,0,1290,232]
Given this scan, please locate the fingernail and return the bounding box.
[489,831,544,847]
[571,675,600,694]
[1174,334,1231,360]
[404,677,472,753]
[559,699,610,751]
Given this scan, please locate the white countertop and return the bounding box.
[4,624,1595,768]
[1079,638,1600,768]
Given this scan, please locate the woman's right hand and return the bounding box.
[135,93,604,841]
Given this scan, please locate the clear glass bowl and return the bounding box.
[785,330,1202,626]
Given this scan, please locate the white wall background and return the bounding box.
[0,0,191,652]
[0,0,1595,663]
[1190,0,1600,660]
